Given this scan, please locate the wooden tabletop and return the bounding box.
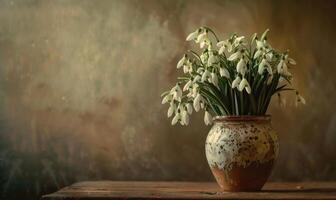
[41,181,336,200]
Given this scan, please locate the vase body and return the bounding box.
[205,115,279,191]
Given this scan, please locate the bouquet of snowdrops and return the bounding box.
[161,27,305,126]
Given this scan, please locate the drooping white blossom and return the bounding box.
[167,103,175,117]
[204,111,213,125]
[233,36,245,47]
[161,94,172,104]
[196,30,210,49]
[183,80,192,91]
[228,51,242,61]
[183,59,193,73]
[238,78,251,94]
[277,59,289,76]
[211,72,219,87]
[171,84,182,101]
[217,40,232,54]
[171,113,180,125]
[186,103,193,114]
[220,67,230,79]
[207,52,217,66]
[186,29,199,41]
[193,93,202,112]
[232,76,242,89]
[258,58,271,75]
[181,109,189,125]
[236,58,247,75]
[177,55,187,69]
[201,70,211,82]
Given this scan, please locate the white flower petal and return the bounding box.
[193,93,201,112]
[220,67,230,79]
[245,85,251,94]
[171,113,180,125]
[288,58,296,65]
[201,70,210,82]
[232,76,241,89]
[228,51,241,61]
[167,103,175,117]
[177,56,186,69]
[254,49,263,59]
[236,58,246,75]
[218,46,226,55]
[186,30,198,41]
[204,111,213,125]
[238,78,250,93]
[196,32,207,43]
[183,80,192,91]
[186,103,193,114]
[217,41,225,47]
[211,73,218,87]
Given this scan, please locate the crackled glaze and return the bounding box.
[205,117,279,170]
[205,116,279,191]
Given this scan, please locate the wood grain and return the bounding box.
[41,181,336,200]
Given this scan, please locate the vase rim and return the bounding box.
[213,115,271,122]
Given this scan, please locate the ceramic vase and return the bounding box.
[205,115,279,191]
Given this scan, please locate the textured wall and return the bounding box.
[0,0,335,199]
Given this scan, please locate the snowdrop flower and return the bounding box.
[196,31,208,43]
[295,91,306,106]
[228,50,243,61]
[167,103,175,117]
[258,58,271,75]
[187,83,199,98]
[193,93,202,112]
[254,39,272,59]
[236,58,247,76]
[238,78,251,94]
[193,75,201,83]
[207,52,217,66]
[186,103,193,114]
[177,54,187,69]
[171,113,180,125]
[183,59,193,73]
[254,48,263,59]
[200,38,210,49]
[256,40,265,49]
[251,33,257,44]
[181,110,189,125]
[186,29,200,41]
[233,36,245,47]
[201,70,211,82]
[183,80,192,91]
[200,53,208,64]
[260,29,269,41]
[211,72,219,87]
[204,111,213,125]
[171,84,182,101]
[161,94,172,104]
[196,30,210,49]
[284,54,296,65]
[220,67,230,79]
[277,59,289,76]
[231,76,241,89]
[217,40,232,54]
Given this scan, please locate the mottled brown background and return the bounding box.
[0,0,335,199]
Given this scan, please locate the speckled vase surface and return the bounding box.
[205,115,279,191]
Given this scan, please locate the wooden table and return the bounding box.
[41,181,336,200]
